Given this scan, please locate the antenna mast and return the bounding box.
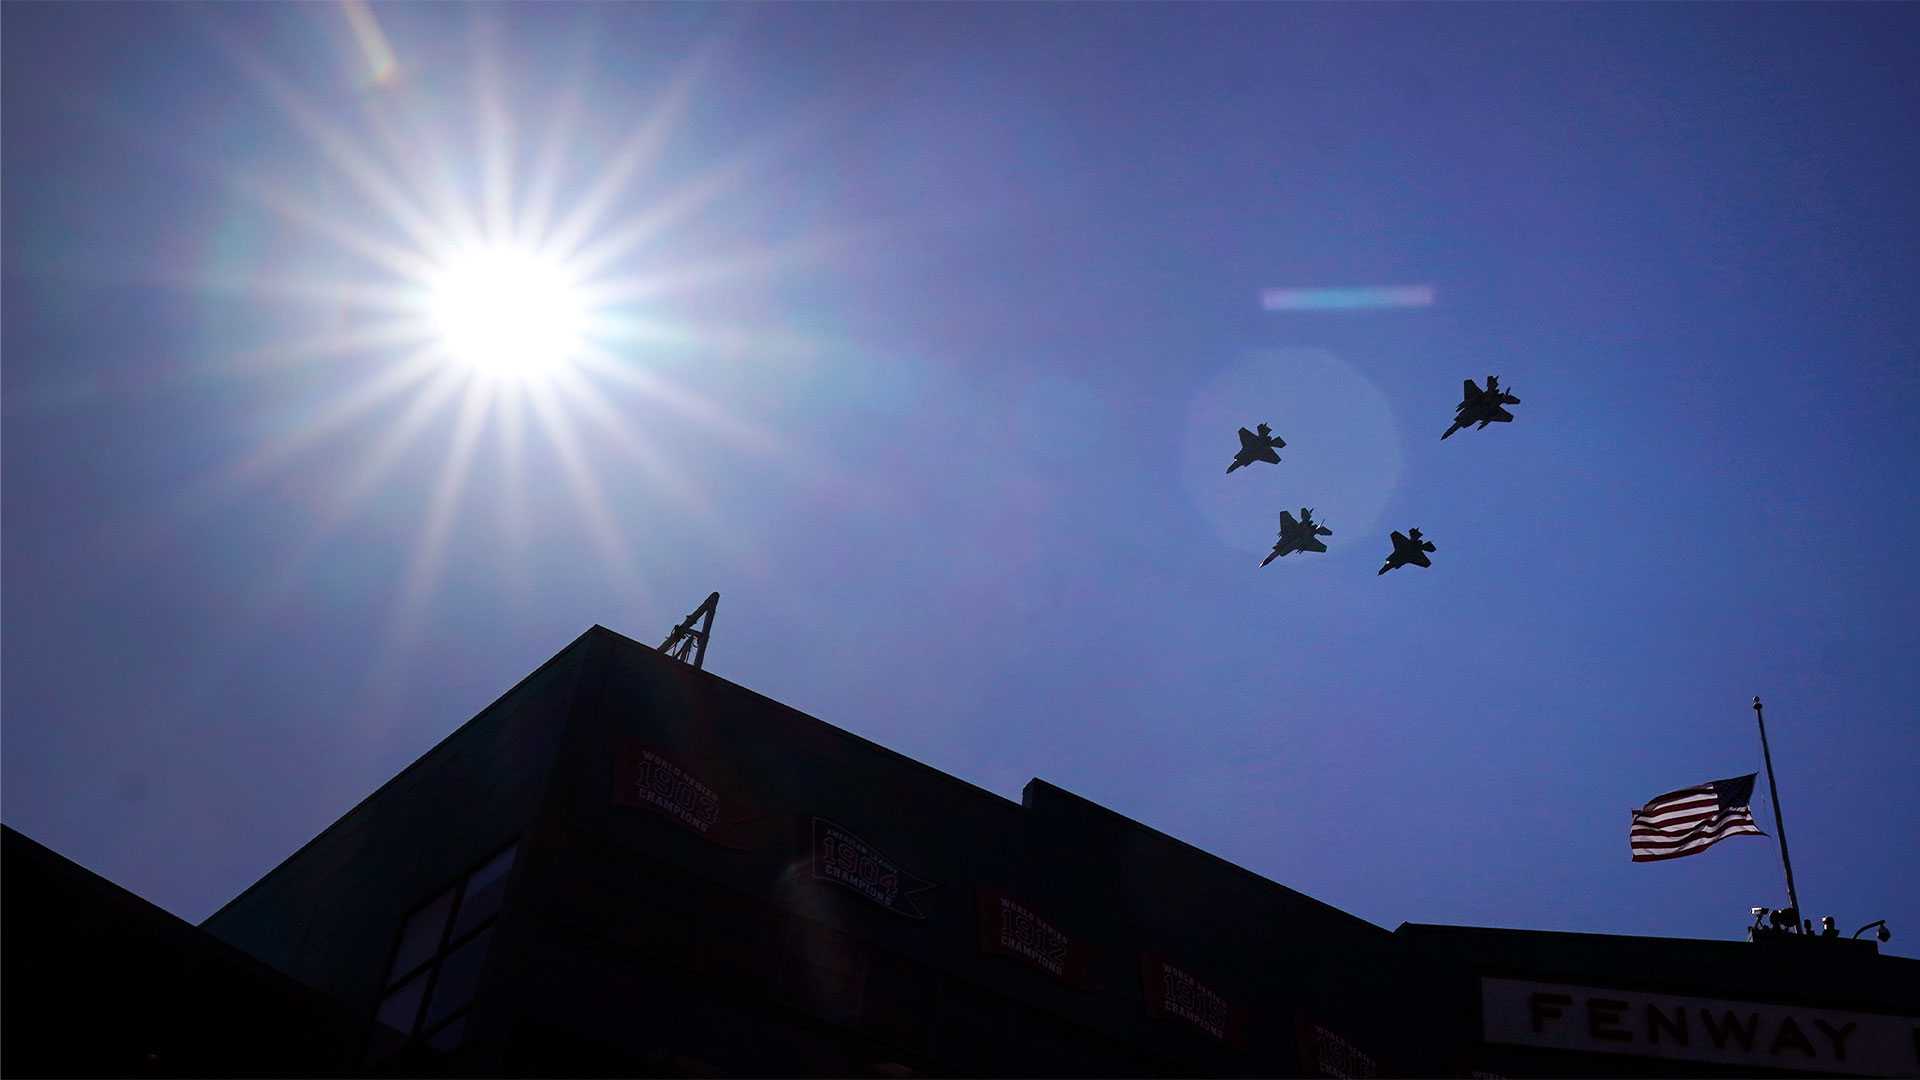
[659,592,719,670]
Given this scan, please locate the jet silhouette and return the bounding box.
[1378,528,1436,575]
[1262,507,1332,566]
[1226,423,1285,473]
[1442,376,1520,440]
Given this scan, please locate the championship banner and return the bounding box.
[1294,1014,1380,1078]
[808,817,937,919]
[1141,952,1249,1046]
[976,887,1092,989]
[611,741,764,850]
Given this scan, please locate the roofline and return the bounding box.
[591,623,1023,815]
[1394,921,1908,960]
[6,824,354,1016]
[1396,921,1742,946]
[200,626,602,928]
[1024,777,1392,935]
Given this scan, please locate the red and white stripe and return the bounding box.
[1629,784,1762,862]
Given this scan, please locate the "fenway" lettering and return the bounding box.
[1482,978,1915,1077]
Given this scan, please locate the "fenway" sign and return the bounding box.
[1481,977,1920,1077]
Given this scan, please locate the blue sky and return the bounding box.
[5,2,1916,956]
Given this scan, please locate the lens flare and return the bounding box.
[1260,285,1435,312]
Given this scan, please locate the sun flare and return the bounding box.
[428,247,587,380]
[188,4,847,661]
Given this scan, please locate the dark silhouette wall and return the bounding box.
[181,625,1919,1078]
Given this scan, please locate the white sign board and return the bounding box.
[1481,977,1919,1077]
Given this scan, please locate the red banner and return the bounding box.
[1141,952,1249,1046]
[1295,1014,1379,1078]
[976,888,1092,988]
[611,741,764,850]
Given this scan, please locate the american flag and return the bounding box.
[1630,773,1765,862]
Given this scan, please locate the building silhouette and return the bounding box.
[6,624,1916,1077]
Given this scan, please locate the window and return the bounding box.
[371,841,519,1055]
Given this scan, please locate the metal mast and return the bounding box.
[1752,696,1802,927]
[660,592,719,670]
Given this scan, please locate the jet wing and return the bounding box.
[1279,510,1299,530]
[1489,406,1514,422]
[1408,550,1431,568]
[1258,445,1281,464]
[1391,531,1409,546]
[1237,427,1259,450]
[1298,536,1328,553]
[1462,378,1482,401]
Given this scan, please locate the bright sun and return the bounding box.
[428,247,588,380]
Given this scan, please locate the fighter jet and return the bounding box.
[1262,507,1332,566]
[1226,423,1286,473]
[1441,376,1520,440]
[1377,528,1436,575]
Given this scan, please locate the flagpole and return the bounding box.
[1752,696,1802,927]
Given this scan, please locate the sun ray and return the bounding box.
[389,377,497,648]
[560,102,840,279]
[211,389,490,671]
[227,347,445,491]
[522,379,646,603]
[536,41,718,262]
[572,342,789,460]
[113,366,460,606]
[200,16,454,260]
[168,264,432,320]
[492,381,534,610]
[551,359,793,572]
[543,365,712,518]
[114,346,446,564]
[317,363,469,524]
[579,228,858,308]
[228,171,445,286]
[469,17,517,248]
[349,71,489,258]
[382,81,488,258]
[516,56,592,259]
[213,318,430,379]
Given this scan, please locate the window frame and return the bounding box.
[369,839,521,1056]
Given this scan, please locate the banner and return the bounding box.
[1142,952,1249,1046]
[809,817,937,919]
[611,741,763,850]
[976,888,1092,989]
[1294,1015,1379,1078]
